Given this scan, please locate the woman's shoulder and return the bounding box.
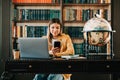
[61,33,70,38]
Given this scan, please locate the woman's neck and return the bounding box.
[53,37,58,39]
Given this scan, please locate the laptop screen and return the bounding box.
[18,38,50,59]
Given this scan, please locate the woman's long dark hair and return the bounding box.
[47,18,63,43]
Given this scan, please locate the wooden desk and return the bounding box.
[3,59,120,80]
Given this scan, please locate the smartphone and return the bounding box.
[54,41,61,48]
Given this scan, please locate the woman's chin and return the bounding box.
[53,35,58,37]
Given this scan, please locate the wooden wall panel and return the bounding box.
[112,0,120,58]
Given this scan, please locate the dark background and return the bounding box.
[0,0,120,80]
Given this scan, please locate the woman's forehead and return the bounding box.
[50,23,60,27]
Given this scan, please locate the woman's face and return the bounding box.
[50,23,61,38]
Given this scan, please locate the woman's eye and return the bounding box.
[56,27,60,29]
[51,26,54,29]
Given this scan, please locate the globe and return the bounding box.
[83,14,112,46]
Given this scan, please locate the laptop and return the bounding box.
[18,37,51,59]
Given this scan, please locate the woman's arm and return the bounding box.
[54,35,75,57]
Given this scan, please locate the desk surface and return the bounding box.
[5,58,120,73]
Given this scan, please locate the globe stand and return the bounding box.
[84,31,115,60]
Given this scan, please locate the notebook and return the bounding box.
[18,38,51,59]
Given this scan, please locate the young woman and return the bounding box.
[33,18,74,80]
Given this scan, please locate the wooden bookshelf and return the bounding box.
[11,0,111,57]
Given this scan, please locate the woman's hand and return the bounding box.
[51,47,60,54]
[49,47,60,57]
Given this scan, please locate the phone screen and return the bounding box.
[54,41,61,48]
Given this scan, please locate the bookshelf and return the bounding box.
[11,0,111,58]
[12,0,61,50]
[62,0,111,57]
